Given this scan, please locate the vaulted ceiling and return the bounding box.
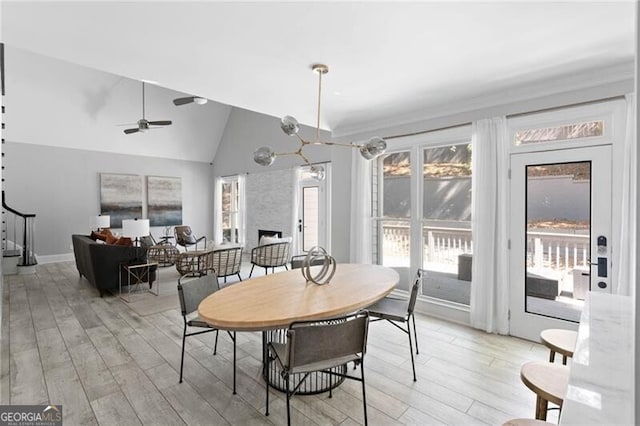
[2,1,635,138]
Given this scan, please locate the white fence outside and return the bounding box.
[380,223,589,289]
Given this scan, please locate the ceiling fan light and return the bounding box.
[360,136,387,160]
[254,146,276,166]
[280,115,299,136]
[194,97,208,105]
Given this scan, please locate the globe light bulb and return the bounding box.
[310,165,326,181]
[280,115,299,136]
[360,136,387,160]
[253,146,276,166]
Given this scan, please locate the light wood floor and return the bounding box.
[0,262,560,425]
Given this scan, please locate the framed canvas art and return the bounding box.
[100,173,143,228]
[147,176,182,226]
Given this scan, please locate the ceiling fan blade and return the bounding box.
[173,97,195,106]
[148,120,172,126]
[124,128,140,134]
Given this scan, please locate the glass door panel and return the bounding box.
[525,161,590,322]
[510,146,611,340]
[302,186,319,251]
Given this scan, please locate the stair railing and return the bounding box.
[2,191,37,266]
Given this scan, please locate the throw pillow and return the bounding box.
[114,237,133,246]
[105,232,118,245]
[259,235,280,246]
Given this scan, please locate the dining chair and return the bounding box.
[177,268,237,393]
[265,311,370,426]
[367,269,422,381]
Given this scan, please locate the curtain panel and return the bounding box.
[350,149,373,264]
[470,117,510,334]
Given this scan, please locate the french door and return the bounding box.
[297,165,330,253]
[509,145,612,340]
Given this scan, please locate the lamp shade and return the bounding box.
[122,219,150,239]
[91,215,110,229]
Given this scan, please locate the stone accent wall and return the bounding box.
[246,168,294,250]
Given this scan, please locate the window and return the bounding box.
[216,175,245,245]
[515,120,604,145]
[377,151,412,269]
[373,126,472,303]
[422,143,472,305]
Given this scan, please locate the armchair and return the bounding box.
[174,225,207,251]
[249,241,290,277]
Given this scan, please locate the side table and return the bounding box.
[119,262,159,302]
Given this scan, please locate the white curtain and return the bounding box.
[291,167,302,256]
[213,176,223,244]
[237,174,247,247]
[614,94,636,297]
[470,117,510,334]
[349,149,372,264]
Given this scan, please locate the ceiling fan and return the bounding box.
[123,82,172,134]
[173,96,208,106]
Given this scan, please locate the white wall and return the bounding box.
[4,142,213,259]
[4,46,232,163]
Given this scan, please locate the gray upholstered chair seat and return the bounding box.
[366,297,408,322]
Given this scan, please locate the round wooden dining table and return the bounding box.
[198,263,399,331]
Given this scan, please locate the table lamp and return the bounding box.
[122,218,150,247]
[90,215,110,232]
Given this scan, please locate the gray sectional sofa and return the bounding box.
[71,234,156,297]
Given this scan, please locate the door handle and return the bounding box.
[590,258,608,278]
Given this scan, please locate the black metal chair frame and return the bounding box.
[368,269,422,382]
[177,268,237,394]
[265,311,370,426]
[249,241,290,277]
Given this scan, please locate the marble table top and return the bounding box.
[559,292,634,425]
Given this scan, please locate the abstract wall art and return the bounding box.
[100,173,143,228]
[147,176,182,226]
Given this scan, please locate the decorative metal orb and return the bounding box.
[310,165,325,181]
[301,246,337,285]
[280,115,300,136]
[253,146,276,166]
[359,136,387,160]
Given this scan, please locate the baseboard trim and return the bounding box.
[37,253,74,264]
[415,296,470,327]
